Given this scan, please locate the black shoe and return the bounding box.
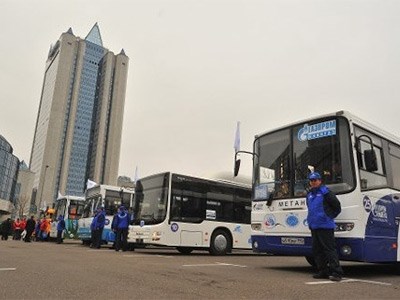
[313,272,329,279]
[329,274,342,282]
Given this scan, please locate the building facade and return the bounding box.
[29,24,129,210]
[14,161,35,218]
[0,135,19,219]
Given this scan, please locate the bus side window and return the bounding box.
[170,195,182,221]
[389,143,400,190]
[356,130,387,190]
[181,196,204,222]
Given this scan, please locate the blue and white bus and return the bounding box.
[128,172,252,255]
[77,185,135,246]
[239,111,400,264]
[50,195,85,239]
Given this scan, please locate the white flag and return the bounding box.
[234,121,240,153]
[134,166,139,184]
[58,191,63,199]
[86,179,97,190]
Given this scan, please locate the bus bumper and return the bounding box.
[252,235,313,256]
[251,235,365,261]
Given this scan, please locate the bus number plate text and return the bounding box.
[281,237,305,245]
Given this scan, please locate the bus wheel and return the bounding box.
[177,247,193,254]
[305,256,317,268]
[209,229,232,256]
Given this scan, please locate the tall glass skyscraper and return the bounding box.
[29,24,129,209]
[0,135,19,217]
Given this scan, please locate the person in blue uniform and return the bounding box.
[306,172,343,281]
[114,206,131,252]
[56,215,66,244]
[91,207,105,249]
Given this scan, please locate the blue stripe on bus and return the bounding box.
[77,227,91,240]
[78,227,115,243]
[102,229,115,242]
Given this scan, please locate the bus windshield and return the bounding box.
[69,200,84,220]
[104,190,132,216]
[83,197,101,218]
[134,173,169,225]
[254,117,355,201]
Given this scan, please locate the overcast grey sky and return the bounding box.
[1,0,399,181]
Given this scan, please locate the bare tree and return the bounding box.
[13,195,31,218]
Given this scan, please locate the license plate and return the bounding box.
[281,237,305,245]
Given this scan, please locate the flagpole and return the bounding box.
[234,121,241,177]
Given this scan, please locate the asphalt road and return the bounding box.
[0,240,399,299]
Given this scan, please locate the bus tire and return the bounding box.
[305,256,317,268]
[209,229,232,256]
[177,247,193,254]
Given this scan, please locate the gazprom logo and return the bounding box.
[298,120,337,142]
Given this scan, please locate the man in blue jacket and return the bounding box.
[306,172,343,281]
[91,207,105,249]
[114,206,131,252]
[56,215,66,244]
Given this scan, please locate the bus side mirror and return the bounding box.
[234,159,241,177]
[364,149,378,172]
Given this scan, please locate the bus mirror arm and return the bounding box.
[234,151,259,177]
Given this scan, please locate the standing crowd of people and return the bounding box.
[0,214,66,243]
[1,205,134,250]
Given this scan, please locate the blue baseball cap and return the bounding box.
[308,172,321,180]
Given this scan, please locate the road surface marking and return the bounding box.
[306,278,391,286]
[123,254,173,258]
[0,268,16,271]
[182,262,247,268]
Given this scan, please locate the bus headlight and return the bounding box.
[251,223,262,231]
[335,222,354,232]
[152,231,162,241]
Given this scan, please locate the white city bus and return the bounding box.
[50,195,85,239]
[128,172,252,255]
[243,110,400,265]
[77,185,135,245]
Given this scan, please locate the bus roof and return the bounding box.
[56,195,85,201]
[255,110,400,145]
[138,171,251,189]
[86,184,135,198]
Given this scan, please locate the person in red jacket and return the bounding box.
[13,218,22,240]
[40,218,50,241]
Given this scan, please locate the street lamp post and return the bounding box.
[37,165,49,217]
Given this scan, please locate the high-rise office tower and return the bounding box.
[29,24,129,209]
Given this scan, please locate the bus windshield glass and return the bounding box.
[254,117,355,201]
[134,173,169,225]
[69,200,84,220]
[104,190,132,216]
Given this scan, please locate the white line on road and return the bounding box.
[0,268,16,271]
[182,262,247,268]
[123,254,173,258]
[306,278,392,286]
